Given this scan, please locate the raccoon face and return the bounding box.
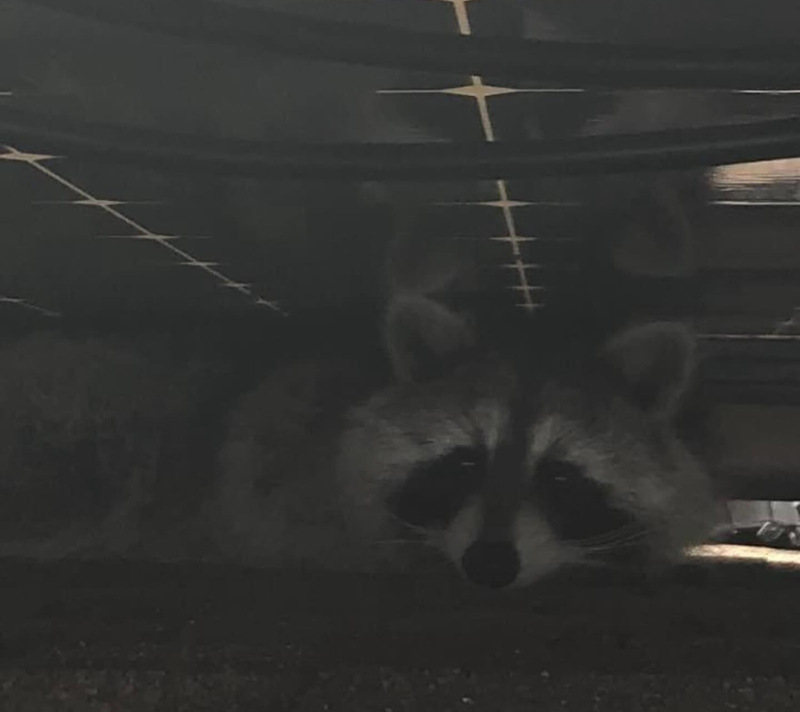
[337,295,717,589]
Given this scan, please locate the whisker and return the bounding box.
[580,522,642,542]
[568,522,644,547]
[574,526,652,551]
[583,529,652,553]
[386,511,430,534]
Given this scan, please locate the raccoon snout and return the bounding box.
[460,540,520,589]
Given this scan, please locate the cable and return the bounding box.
[23,0,800,89]
[2,106,800,180]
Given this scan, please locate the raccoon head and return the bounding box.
[337,294,717,590]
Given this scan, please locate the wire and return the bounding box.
[3,106,800,180]
[23,0,800,89]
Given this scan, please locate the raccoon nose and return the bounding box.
[461,540,520,589]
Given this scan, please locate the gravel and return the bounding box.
[1,558,798,711]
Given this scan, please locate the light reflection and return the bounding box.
[688,543,800,568]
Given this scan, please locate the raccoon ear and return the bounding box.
[385,295,475,382]
[602,322,696,420]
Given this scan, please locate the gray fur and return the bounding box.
[0,311,720,588]
[216,280,720,587]
[334,308,720,587]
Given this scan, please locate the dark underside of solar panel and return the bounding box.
[3,0,800,504]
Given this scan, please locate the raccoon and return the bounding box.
[0,272,720,588]
[339,318,719,588]
[216,240,720,590]
[213,356,397,572]
[0,331,206,560]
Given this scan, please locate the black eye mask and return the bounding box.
[530,457,638,543]
[387,446,486,529]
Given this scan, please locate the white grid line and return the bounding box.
[714,200,800,207]
[452,235,575,243]
[389,0,539,310]
[0,295,60,318]
[491,235,574,243]
[735,89,800,95]
[0,146,284,315]
[500,263,542,270]
[701,332,800,341]
[436,197,800,209]
[34,198,164,208]
[380,86,800,98]
[378,85,584,99]
[435,198,579,208]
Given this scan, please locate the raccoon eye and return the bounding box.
[531,457,636,543]
[386,446,485,529]
[537,459,584,486]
